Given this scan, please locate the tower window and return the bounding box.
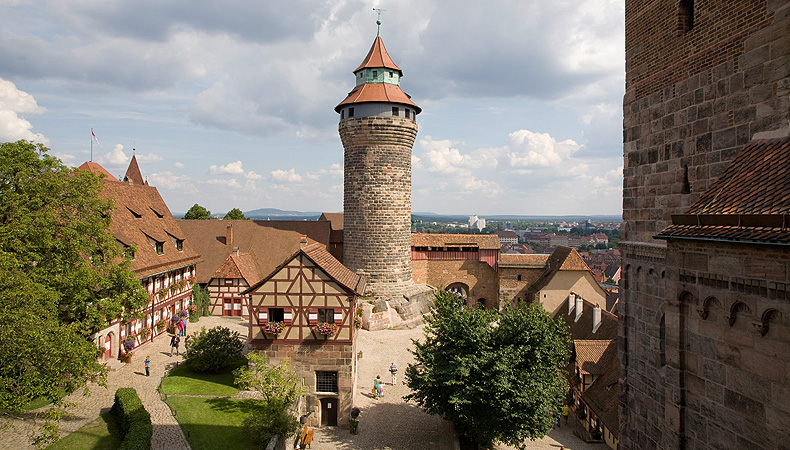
[348,107,354,117]
[392,107,399,117]
[341,110,344,119]
[372,70,377,77]
[678,0,694,33]
[389,71,393,77]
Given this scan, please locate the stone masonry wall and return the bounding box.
[340,116,418,297]
[252,341,356,429]
[411,259,498,309]
[621,2,790,450]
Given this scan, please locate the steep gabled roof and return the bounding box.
[554,297,619,341]
[81,161,200,278]
[574,340,615,375]
[579,341,620,438]
[353,36,402,74]
[212,252,261,284]
[79,161,116,180]
[657,137,790,245]
[244,242,365,296]
[527,246,597,296]
[123,154,145,185]
[318,212,344,231]
[335,82,421,112]
[411,233,501,250]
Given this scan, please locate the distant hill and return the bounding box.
[244,208,326,220]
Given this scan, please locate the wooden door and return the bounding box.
[233,297,243,316]
[223,298,233,316]
[103,334,112,361]
[320,398,338,426]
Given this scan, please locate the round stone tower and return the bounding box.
[336,32,421,297]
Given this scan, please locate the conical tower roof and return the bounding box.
[353,36,402,75]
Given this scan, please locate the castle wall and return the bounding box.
[340,116,418,296]
[411,259,498,308]
[621,2,790,449]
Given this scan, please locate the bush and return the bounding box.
[242,399,300,448]
[110,388,152,450]
[185,326,244,373]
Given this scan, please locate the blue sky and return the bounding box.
[0,0,624,216]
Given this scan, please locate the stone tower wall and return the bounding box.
[621,1,790,450]
[340,116,417,296]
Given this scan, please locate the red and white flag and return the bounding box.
[91,128,102,147]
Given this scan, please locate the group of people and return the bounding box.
[372,362,398,399]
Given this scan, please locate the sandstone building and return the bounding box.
[620,1,790,449]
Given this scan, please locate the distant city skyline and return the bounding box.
[0,1,625,216]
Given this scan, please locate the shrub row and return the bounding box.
[110,388,152,450]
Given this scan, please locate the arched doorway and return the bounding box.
[446,282,469,300]
[105,332,114,361]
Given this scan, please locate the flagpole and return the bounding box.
[90,128,93,162]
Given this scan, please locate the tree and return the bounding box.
[234,353,303,447]
[184,326,244,373]
[0,141,148,416]
[183,203,212,220]
[223,207,249,220]
[405,291,571,449]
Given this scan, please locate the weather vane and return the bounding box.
[373,8,387,36]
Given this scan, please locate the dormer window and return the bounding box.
[151,207,163,218]
[155,241,164,255]
[127,207,141,218]
[176,239,183,252]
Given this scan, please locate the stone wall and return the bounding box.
[411,259,498,309]
[340,116,417,297]
[251,341,356,429]
[621,2,790,449]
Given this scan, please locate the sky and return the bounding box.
[0,0,625,217]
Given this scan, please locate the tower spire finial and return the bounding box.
[373,8,386,36]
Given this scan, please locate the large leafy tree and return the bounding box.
[183,203,212,219]
[223,207,249,220]
[0,141,148,414]
[405,291,571,449]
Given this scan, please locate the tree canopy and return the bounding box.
[184,203,212,219]
[223,207,249,220]
[405,291,571,448]
[0,140,148,414]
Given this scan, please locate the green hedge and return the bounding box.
[110,388,152,450]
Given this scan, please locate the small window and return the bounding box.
[678,0,694,33]
[127,207,141,218]
[405,109,410,120]
[225,279,233,285]
[392,107,399,117]
[318,308,334,324]
[316,371,338,393]
[269,308,284,323]
[176,239,183,252]
[155,241,164,255]
[151,207,163,218]
[341,110,344,119]
[348,107,354,117]
[517,274,522,281]
[389,71,393,77]
[372,70,377,77]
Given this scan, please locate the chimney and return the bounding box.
[226,224,233,247]
[592,306,602,333]
[233,246,239,256]
[574,295,583,322]
[300,235,308,248]
[568,293,576,315]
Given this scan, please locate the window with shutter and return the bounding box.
[308,308,318,325]
[334,310,343,324]
[283,308,293,325]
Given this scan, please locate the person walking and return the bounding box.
[145,356,150,376]
[389,362,398,385]
[374,375,383,399]
[562,404,569,424]
[170,334,180,356]
[176,318,185,336]
[181,317,188,336]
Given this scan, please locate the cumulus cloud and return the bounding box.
[148,171,199,195]
[271,168,303,183]
[506,130,580,168]
[0,78,48,143]
[136,153,164,163]
[245,171,263,180]
[209,160,245,175]
[174,162,185,168]
[98,144,129,165]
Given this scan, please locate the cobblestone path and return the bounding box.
[0,315,248,450]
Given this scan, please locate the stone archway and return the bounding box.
[445,282,469,300]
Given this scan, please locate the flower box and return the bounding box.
[313,322,338,337]
[262,321,285,336]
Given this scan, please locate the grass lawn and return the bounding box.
[159,359,246,396]
[46,413,120,450]
[23,388,68,411]
[166,396,261,450]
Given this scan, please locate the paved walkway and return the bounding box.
[0,315,248,450]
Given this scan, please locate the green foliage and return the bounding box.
[184,203,212,220]
[0,141,147,416]
[185,327,244,373]
[405,291,571,448]
[241,398,300,448]
[223,208,249,220]
[233,353,303,404]
[109,388,152,450]
[191,284,211,320]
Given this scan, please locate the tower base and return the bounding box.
[359,283,435,331]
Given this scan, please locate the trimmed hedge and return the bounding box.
[110,388,152,450]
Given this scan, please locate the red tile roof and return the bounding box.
[658,137,790,245]
[335,82,421,112]
[81,162,200,278]
[353,36,401,74]
[178,220,319,285]
[574,340,615,375]
[527,246,594,295]
[411,233,501,250]
[212,252,261,283]
[499,254,549,268]
[319,212,344,231]
[123,155,145,185]
[78,161,116,180]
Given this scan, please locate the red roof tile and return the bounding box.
[78,161,116,180]
[303,243,365,295]
[335,82,421,112]
[319,212,344,231]
[499,254,549,268]
[123,155,144,185]
[353,36,401,74]
[658,137,790,244]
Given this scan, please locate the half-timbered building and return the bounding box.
[244,242,365,428]
[80,156,199,361]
